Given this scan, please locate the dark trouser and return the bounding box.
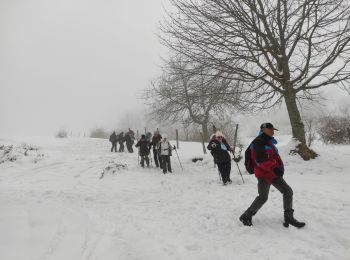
[140,154,150,167]
[217,161,231,183]
[119,142,124,152]
[126,142,133,153]
[153,149,162,167]
[161,155,171,173]
[247,177,293,215]
[111,142,117,152]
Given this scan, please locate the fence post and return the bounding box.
[176,129,179,149]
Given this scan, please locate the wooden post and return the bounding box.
[200,131,207,154]
[144,127,147,134]
[233,124,239,154]
[176,129,179,149]
[137,130,139,140]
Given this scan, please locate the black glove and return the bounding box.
[273,167,284,177]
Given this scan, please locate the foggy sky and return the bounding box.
[0,0,167,136]
[0,0,349,137]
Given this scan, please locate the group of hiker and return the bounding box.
[109,123,306,229]
[110,130,173,174]
[109,128,136,153]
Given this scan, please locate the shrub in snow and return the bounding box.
[0,144,44,164]
[90,128,109,139]
[304,119,318,147]
[56,129,68,138]
[318,116,350,144]
[192,157,203,163]
[100,161,127,179]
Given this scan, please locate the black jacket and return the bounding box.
[207,139,231,163]
[124,133,134,144]
[135,139,151,156]
[109,132,117,143]
[151,135,162,150]
[117,133,124,143]
[253,133,273,164]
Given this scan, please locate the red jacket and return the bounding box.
[251,133,284,183]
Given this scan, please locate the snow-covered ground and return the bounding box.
[0,135,349,260]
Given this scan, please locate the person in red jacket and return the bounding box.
[239,123,306,228]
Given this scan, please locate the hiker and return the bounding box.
[151,131,162,168]
[128,128,135,140]
[135,134,151,167]
[239,123,305,228]
[118,132,125,152]
[125,129,135,153]
[159,134,172,173]
[145,132,152,142]
[207,131,233,185]
[109,131,118,152]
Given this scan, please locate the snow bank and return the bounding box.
[0,136,349,260]
[0,143,44,164]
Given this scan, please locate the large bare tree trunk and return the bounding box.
[284,91,317,160]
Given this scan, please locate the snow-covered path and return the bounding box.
[0,137,349,260]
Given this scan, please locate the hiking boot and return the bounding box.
[283,210,306,228]
[239,211,253,226]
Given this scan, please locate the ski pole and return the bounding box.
[173,146,183,171]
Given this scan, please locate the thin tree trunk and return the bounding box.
[201,122,209,141]
[200,131,207,154]
[284,91,317,160]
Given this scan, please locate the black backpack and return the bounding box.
[244,143,255,175]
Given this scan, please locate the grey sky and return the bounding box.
[0,0,167,136]
[0,0,349,137]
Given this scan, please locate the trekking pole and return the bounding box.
[233,156,245,184]
[149,148,153,166]
[231,124,245,184]
[137,147,140,165]
[173,146,183,171]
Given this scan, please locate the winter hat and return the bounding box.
[141,134,146,139]
[260,122,278,131]
[215,131,225,138]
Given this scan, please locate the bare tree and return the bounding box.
[161,0,350,160]
[145,56,245,140]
